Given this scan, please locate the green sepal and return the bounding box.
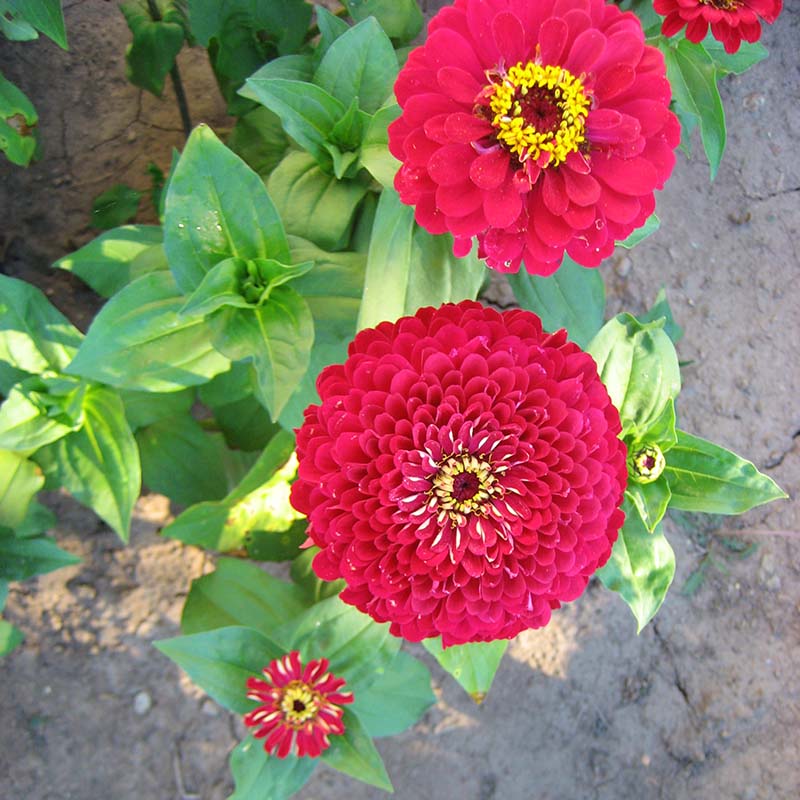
[422,638,507,703]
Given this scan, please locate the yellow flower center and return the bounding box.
[489,61,590,167]
[432,454,497,519]
[280,681,321,726]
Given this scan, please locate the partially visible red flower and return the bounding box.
[388,0,680,276]
[655,0,782,54]
[291,301,628,646]
[244,651,353,759]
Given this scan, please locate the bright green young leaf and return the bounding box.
[617,213,660,249]
[352,650,435,738]
[267,152,368,251]
[120,386,194,430]
[241,74,346,168]
[328,98,367,157]
[14,500,56,539]
[54,225,166,298]
[0,375,85,453]
[508,256,606,348]
[6,0,66,47]
[588,314,681,438]
[227,106,290,179]
[155,626,284,714]
[702,37,768,74]
[596,498,676,632]
[0,450,43,529]
[314,17,398,115]
[661,39,726,180]
[209,287,314,421]
[342,0,423,45]
[0,527,80,581]
[229,736,317,800]
[181,556,308,639]
[162,428,299,552]
[91,184,141,230]
[639,287,684,344]
[0,70,39,166]
[178,257,253,317]
[626,479,671,534]
[321,709,393,793]
[136,415,235,505]
[422,638,507,703]
[34,385,140,541]
[0,274,83,392]
[120,0,185,96]
[665,429,787,514]
[289,547,345,606]
[280,595,400,693]
[163,124,290,294]
[360,102,401,188]
[65,271,229,392]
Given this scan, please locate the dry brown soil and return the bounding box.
[1,2,799,799]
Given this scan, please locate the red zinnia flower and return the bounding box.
[243,651,354,758]
[388,0,680,276]
[654,0,782,54]
[291,302,627,646]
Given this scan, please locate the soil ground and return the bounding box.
[1,2,799,799]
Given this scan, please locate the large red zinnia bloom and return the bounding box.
[244,652,354,759]
[388,0,680,276]
[654,0,782,54]
[290,302,627,646]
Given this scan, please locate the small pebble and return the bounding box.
[133,691,152,715]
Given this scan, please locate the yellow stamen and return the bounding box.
[280,682,321,726]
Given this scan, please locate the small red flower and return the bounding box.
[388,0,680,276]
[654,0,782,54]
[244,651,354,759]
[291,302,628,646]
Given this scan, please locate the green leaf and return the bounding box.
[596,498,676,632]
[626,479,671,534]
[33,386,140,541]
[267,152,368,251]
[6,0,66,47]
[702,37,768,75]
[0,617,24,656]
[120,386,195,430]
[120,0,185,96]
[164,124,291,294]
[636,397,678,453]
[639,287,684,344]
[661,39,726,180]
[155,626,283,714]
[422,638,507,703]
[314,6,350,67]
[229,736,316,800]
[162,428,299,552]
[351,650,435,738]
[280,595,400,693]
[209,287,314,421]
[358,188,485,330]
[53,225,166,298]
[211,395,282,453]
[91,184,141,230]
[289,547,345,606]
[314,17,397,114]
[181,556,308,639]
[0,70,39,166]
[0,450,43,529]
[664,430,787,515]
[322,709,393,793]
[65,271,230,392]
[0,527,79,581]
[14,500,56,539]
[360,102,401,188]
[617,213,660,249]
[0,5,38,40]
[227,106,290,179]
[508,256,605,348]
[136,415,235,505]
[588,314,681,438]
[0,274,83,392]
[241,74,345,168]
[342,0,423,45]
